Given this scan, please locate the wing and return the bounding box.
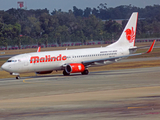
[37,46,41,52]
[82,40,156,66]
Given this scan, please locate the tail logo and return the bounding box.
[125,27,135,43]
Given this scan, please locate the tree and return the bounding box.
[73,6,83,17]
[2,12,17,25]
[1,5,160,48]
[83,7,91,17]
[28,16,42,39]
[42,34,48,47]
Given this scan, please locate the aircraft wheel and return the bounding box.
[81,69,89,75]
[16,76,20,79]
[63,70,70,76]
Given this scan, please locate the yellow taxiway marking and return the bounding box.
[128,106,148,109]
[23,78,33,84]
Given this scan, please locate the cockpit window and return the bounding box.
[7,60,12,62]
[7,60,17,62]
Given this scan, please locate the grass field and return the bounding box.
[0,42,160,79]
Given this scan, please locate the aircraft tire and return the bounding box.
[63,70,70,76]
[81,69,89,75]
[16,76,20,79]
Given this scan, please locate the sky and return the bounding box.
[0,0,160,12]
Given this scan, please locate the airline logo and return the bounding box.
[125,27,135,43]
[30,54,67,63]
[78,65,82,70]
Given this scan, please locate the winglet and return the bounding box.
[37,46,41,52]
[146,40,156,53]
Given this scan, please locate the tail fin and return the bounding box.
[108,12,138,48]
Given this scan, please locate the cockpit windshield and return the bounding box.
[7,60,17,62]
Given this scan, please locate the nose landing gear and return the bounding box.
[10,73,20,79]
[16,75,20,79]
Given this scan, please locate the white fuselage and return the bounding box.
[1,46,129,74]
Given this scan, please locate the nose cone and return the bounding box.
[1,63,9,72]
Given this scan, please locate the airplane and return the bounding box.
[1,12,156,79]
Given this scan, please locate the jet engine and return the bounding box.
[65,63,85,74]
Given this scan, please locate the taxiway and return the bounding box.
[0,67,160,120]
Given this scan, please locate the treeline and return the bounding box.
[0,4,160,48]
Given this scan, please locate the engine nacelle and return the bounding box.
[36,70,53,74]
[65,63,85,74]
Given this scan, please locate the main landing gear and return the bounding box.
[63,70,70,76]
[81,69,89,75]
